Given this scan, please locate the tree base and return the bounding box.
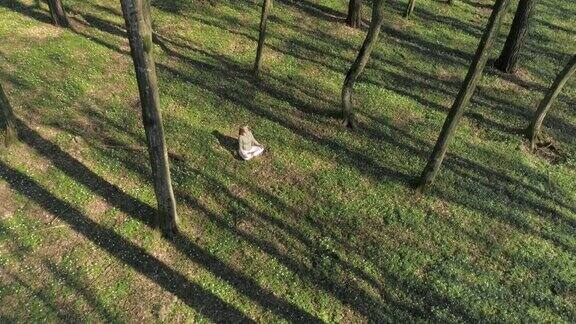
[161,224,179,239]
[493,58,518,74]
[346,20,361,29]
[342,115,358,130]
[414,181,429,194]
[526,129,539,151]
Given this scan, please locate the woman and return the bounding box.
[238,126,264,160]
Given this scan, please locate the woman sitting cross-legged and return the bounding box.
[238,126,264,160]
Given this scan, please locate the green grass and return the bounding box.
[0,0,575,322]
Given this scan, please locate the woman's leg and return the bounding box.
[240,146,264,160]
[251,146,264,158]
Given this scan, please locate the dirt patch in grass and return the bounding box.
[86,197,111,218]
[20,25,63,42]
[532,140,567,165]
[391,106,424,128]
[0,182,19,220]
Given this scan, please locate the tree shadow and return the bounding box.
[274,0,347,23]
[5,119,320,322]
[3,0,576,321]
[0,0,52,24]
[44,260,122,323]
[0,160,252,322]
[2,269,84,322]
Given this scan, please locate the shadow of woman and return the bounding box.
[212,130,242,160]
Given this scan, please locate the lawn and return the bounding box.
[0,0,575,322]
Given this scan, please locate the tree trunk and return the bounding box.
[120,0,179,236]
[526,54,576,149]
[346,0,362,28]
[254,0,272,78]
[417,0,511,192]
[0,82,17,147]
[341,0,385,129]
[47,0,70,28]
[404,0,416,18]
[494,0,537,73]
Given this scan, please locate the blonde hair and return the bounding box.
[239,125,250,136]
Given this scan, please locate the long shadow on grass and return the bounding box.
[0,0,52,24]
[0,161,252,322]
[2,269,85,322]
[8,0,574,242]
[53,111,426,320]
[2,223,122,322]
[183,10,576,140]
[7,1,576,318]
[44,260,123,323]
[363,116,575,244]
[80,124,478,321]
[9,0,561,140]
[150,32,576,227]
[9,119,322,322]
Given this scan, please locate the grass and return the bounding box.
[0,0,575,322]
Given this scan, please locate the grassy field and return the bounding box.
[0,0,575,322]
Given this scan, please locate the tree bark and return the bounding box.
[341,0,385,129]
[47,0,70,28]
[405,0,416,18]
[0,82,17,147]
[494,0,537,73]
[417,0,511,192]
[254,0,272,78]
[120,0,179,236]
[346,0,362,28]
[526,54,576,149]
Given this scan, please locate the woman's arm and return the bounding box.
[252,138,262,147]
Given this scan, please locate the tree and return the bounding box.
[47,0,70,28]
[346,0,363,28]
[254,0,273,77]
[120,0,179,236]
[405,0,416,18]
[341,0,386,129]
[526,54,576,149]
[0,82,17,147]
[417,0,511,192]
[494,0,538,73]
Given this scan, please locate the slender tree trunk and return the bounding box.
[254,0,272,78]
[341,0,385,129]
[47,0,70,28]
[417,0,511,192]
[526,54,576,149]
[120,0,179,236]
[405,0,416,18]
[0,82,17,147]
[494,0,537,73]
[346,0,362,28]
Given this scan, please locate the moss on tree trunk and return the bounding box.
[346,0,362,28]
[494,0,537,73]
[405,0,416,18]
[254,0,273,77]
[417,0,511,192]
[526,54,576,149]
[0,82,17,147]
[47,0,70,28]
[341,0,385,129]
[120,0,179,237]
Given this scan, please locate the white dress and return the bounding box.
[238,132,264,160]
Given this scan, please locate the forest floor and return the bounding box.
[0,0,575,322]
